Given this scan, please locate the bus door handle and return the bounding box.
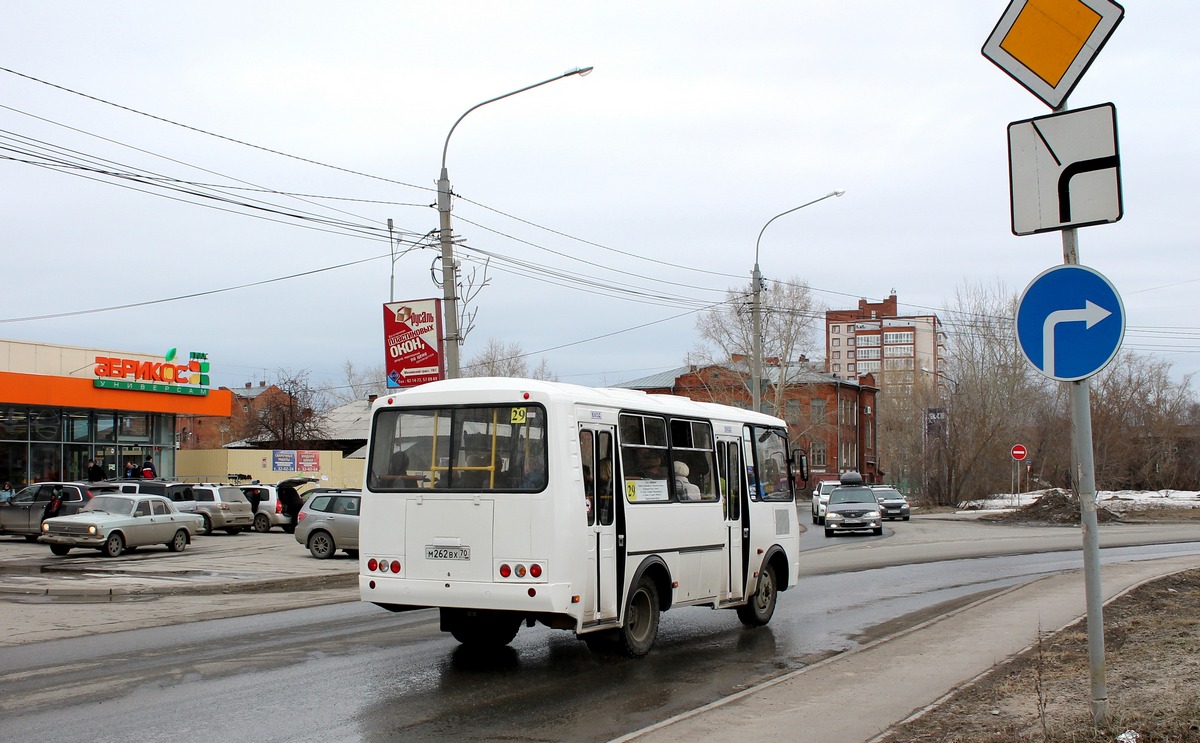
[618,535,624,548]
[743,527,749,539]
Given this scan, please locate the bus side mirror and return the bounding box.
[791,451,809,482]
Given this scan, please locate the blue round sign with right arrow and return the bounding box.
[1016,264,1124,382]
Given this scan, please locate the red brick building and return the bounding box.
[175,381,290,449]
[619,362,880,489]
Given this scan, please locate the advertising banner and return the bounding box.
[297,450,320,472]
[272,450,296,471]
[383,299,444,388]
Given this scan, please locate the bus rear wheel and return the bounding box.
[737,562,777,626]
[617,577,660,657]
[443,608,521,648]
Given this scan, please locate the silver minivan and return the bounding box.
[294,490,360,559]
[190,484,254,535]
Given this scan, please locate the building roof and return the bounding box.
[618,363,870,392]
[617,366,693,390]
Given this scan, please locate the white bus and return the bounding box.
[359,377,802,657]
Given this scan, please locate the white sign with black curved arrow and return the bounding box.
[1008,102,1122,236]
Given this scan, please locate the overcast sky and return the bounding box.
[2,2,1197,395]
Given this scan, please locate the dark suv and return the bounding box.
[115,480,198,514]
[0,481,120,540]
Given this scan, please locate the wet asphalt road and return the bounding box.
[3,518,1199,741]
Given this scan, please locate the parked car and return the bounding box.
[294,490,361,559]
[190,484,254,535]
[824,473,883,537]
[0,481,121,541]
[872,486,911,521]
[811,479,839,525]
[40,493,204,557]
[239,477,318,533]
[115,480,198,514]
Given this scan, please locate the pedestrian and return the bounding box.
[0,481,14,503]
[243,487,263,528]
[141,455,157,479]
[87,459,106,482]
[277,484,302,533]
[125,460,137,478]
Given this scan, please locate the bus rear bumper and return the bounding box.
[360,576,577,616]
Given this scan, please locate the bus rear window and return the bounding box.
[367,404,547,492]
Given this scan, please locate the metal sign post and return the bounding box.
[984,0,1125,725]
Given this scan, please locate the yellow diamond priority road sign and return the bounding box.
[983,0,1123,109]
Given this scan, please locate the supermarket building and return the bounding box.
[0,339,233,487]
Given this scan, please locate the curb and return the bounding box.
[0,571,357,598]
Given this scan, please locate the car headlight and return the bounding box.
[88,525,98,535]
[42,522,49,532]
[825,512,843,521]
[865,511,880,519]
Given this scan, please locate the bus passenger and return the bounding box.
[522,447,546,489]
[673,461,701,501]
[636,449,666,480]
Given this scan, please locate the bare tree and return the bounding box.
[463,339,527,377]
[243,369,329,449]
[922,281,1046,505]
[529,358,559,382]
[1088,352,1196,490]
[327,360,390,405]
[694,276,822,417]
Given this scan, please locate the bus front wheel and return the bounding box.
[617,578,660,658]
[737,562,777,627]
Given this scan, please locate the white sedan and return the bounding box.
[40,493,204,557]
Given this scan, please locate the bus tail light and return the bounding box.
[497,561,546,582]
[366,558,401,574]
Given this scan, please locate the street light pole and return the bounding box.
[437,66,593,379]
[751,190,844,412]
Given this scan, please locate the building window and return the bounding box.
[885,345,914,358]
[847,351,855,359]
[811,440,827,468]
[811,399,826,425]
[883,331,914,345]
[786,399,800,423]
[858,335,880,347]
[847,337,855,347]
[848,363,855,372]
[832,338,840,347]
[831,325,840,333]
[833,351,841,360]
[833,364,841,372]
[857,347,880,360]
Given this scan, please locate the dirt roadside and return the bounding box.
[879,501,1200,742]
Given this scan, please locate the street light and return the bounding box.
[751,190,844,412]
[437,66,594,379]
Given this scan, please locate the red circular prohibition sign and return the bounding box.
[1011,444,1028,461]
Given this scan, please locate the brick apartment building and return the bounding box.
[619,361,880,487]
[826,293,945,394]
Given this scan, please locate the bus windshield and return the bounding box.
[367,404,547,491]
[749,426,794,502]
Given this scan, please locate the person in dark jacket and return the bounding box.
[141,456,157,479]
[86,460,106,482]
[243,487,263,529]
[278,484,303,533]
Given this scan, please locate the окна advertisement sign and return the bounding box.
[383,299,443,388]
